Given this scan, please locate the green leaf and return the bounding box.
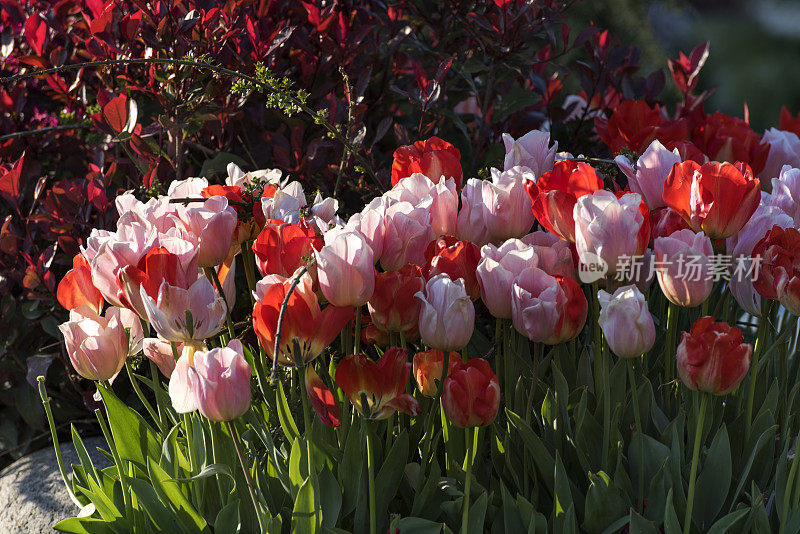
[98,384,161,470]
[53,517,116,534]
[319,465,342,528]
[506,408,555,495]
[493,83,540,121]
[339,425,364,515]
[729,424,777,510]
[468,491,489,533]
[393,517,444,534]
[663,489,681,534]
[198,152,250,179]
[375,431,409,525]
[277,381,300,443]
[628,509,659,534]
[147,458,211,533]
[694,424,732,529]
[292,477,322,533]
[127,478,185,533]
[215,500,241,533]
[72,424,101,485]
[583,471,629,534]
[706,508,749,534]
[553,452,573,520]
[171,463,236,484]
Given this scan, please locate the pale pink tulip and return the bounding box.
[456,178,491,246]
[483,166,536,242]
[142,337,180,378]
[502,130,557,177]
[316,230,375,307]
[385,173,458,238]
[520,231,577,279]
[654,229,714,307]
[381,201,434,271]
[180,196,238,267]
[346,196,390,262]
[476,239,538,319]
[192,339,252,422]
[140,277,226,342]
[770,166,800,225]
[759,129,800,184]
[415,274,475,351]
[615,140,681,210]
[597,285,656,359]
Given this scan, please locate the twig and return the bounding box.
[270,263,311,385]
[0,124,85,142]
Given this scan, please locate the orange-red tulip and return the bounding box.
[57,253,104,314]
[412,350,459,397]
[391,136,463,189]
[252,219,321,277]
[423,235,481,299]
[677,317,752,395]
[752,225,800,315]
[367,264,425,333]
[442,358,500,428]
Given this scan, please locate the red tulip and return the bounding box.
[780,106,800,138]
[335,347,421,420]
[594,99,688,154]
[412,350,459,397]
[57,253,104,314]
[442,358,500,428]
[676,317,752,395]
[367,264,425,333]
[252,219,322,277]
[524,160,604,243]
[391,137,463,189]
[663,160,760,239]
[692,111,769,175]
[252,272,353,366]
[752,225,800,315]
[649,207,690,242]
[423,235,481,299]
[305,365,340,428]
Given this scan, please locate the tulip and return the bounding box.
[261,181,307,224]
[305,365,340,427]
[252,219,321,277]
[381,200,434,271]
[769,165,800,225]
[140,277,227,342]
[594,99,687,154]
[654,229,714,307]
[202,184,262,242]
[335,347,421,420]
[59,305,143,382]
[484,166,536,242]
[391,136,463,189]
[423,235,481,299]
[456,178,492,246]
[192,339,252,422]
[694,111,769,175]
[662,160,760,239]
[649,207,690,241]
[511,267,587,344]
[574,190,650,277]
[413,350,459,397]
[502,130,557,177]
[385,173,458,237]
[225,162,282,189]
[759,129,800,184]
[346,196,391,262]
[615,139,681,210]
[142,337,180,377]
[677,317,752,395]
[252,270,353,366]
[169,346,200,414]
[520,231,577,280]
[752,225,800,315]
[119,246,199,319]
[168,177,209,198]
[476,239,538,318]
[316,230,375,307]
[415,274,475,351]
[180,196,238,267]
[442,358,500,428]
[367,264,425,333]
[597,285,656,359]
[57,253,104,314]
[524,160,605,242]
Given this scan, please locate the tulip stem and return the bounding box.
[745,300,771,439]
[399,331,407,350]
[780,431,800,534]
[592,282,610,469]
[494,318,503,400]
[300,367,316,479]
[503,319,513,410]
[125,360,164,434]
[628,359,644,513]
[227,420,265,533]
[664,302,678,409]
[95,407,131,517]
[354,306,362,355]
[684,392,709,534]
[461,426,477,534]
[204,266,236,340]
[239,241,258,306]
[362,419,377,534]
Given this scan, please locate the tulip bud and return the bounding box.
[391,136,463,189]
[415,274,475,351]
[520,231,577,280]
[59,306,143,382]
[615,139,680,210]
[316,229,375,307]
[759,129,800,185]
[381,201,435,271]
[476,239,538,319]
[424,235,481,299]
[654,229,714,307]
[442,358,500,428]
[367,264,425,333]
[335,347,421,420]
[192,339,252,422]
[456,179,492,247]
[511,267,587,345]
[181,196,238,267]
[677,317,752,395]
[597,285,656,359]
[252,219,321,277]
[502,130,557,177]
[412,350,459,397]
[483,166,536,242]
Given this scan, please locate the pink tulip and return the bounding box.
[597,285,656,359]
[140,277,226,342]
[59,305,143,382]
[167,177,209,198]
[502,130,557,177]
[654,229,714,307]
[169,351,199,414]
[456,178,491,246]
[770,166,800,225]
[90,221,157,307]
[192,339,252,422]
[180,196,238,267]
[381,201,434,271]
[346,196,390,262]
[415,274,475,351]
[142,337,180,378]
[520,231,577,279]
[574,190,649,277]
[385,173,458,237]
[615,140,681,210]
[511,267,587,344]
[484,166,536,242]
[476,239,538,319]
[759,129,800,184]
[316,229,375,307]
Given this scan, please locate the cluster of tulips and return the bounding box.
[53,120,800,533]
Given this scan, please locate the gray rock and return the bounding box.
[0,436,111,533]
